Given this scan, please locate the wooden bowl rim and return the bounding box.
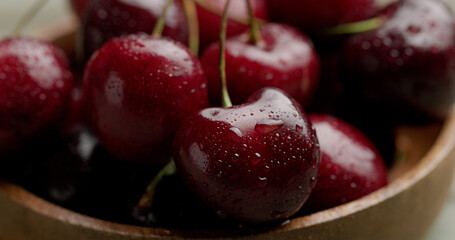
[2,14,455,239]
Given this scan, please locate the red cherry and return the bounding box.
[0,38,74,152]
[173,88,320,223]
[304,114,388,212]
[195,0,268,51]
[201,23,319,107]
[267,0,377,33]
[83,34,208,165]
[82,0,188,59]
[341,0,455,121]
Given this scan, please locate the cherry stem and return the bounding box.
[324,16,385,35]
[219,0,233,108]
[137,160,177,215]
[246,0,261,45]
[12,0,51,36]
[152,0,175,38]
[182,0,200,55]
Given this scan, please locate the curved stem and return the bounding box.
[246,0,261,45]
[182,0,200,55]
[324,16,385,35]
[12,0,51,36]
[137,160,177,214]
[219,0,233,108]
[152,0,175,38]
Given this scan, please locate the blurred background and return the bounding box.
[0,0,454,239]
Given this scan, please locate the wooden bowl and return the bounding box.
[1,15,455,240]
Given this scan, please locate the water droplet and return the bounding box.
[407,25,421,34]
[255,119,284,134]
[329,175,337,180]
[257,177,267,187]
[229,127,242,137]
[350,182,357,189]
[264,73,274,80]
[390,49,399,58]
[255,152,261,158]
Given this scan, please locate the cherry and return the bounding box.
[0,37,74,152]
[83,34,208,165]
[20,129,97,209]
[195,0,268,51]
[70,0,91,17]
[303,114,388,212]
[82,0,188,59]
[201,23,319,107]
[173,88,320,223]
[266,0,377,33]
[341,0,455,121]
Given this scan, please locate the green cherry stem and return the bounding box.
[324,16,385,35]
[246,0,261,45]
[219,0,233,108]
[152,0,175,38]
[137,160,177,214]
[12,0,51,36]
[182,0,200,55]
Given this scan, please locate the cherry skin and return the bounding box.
[83,34,209,165]
[70,0,91,17]
[0,38,74,152]
[341,0,455,121]
[266,0,377,33]
[82,0,188,59]
[173,88,320,223]
[200,23,319,107]
[195,0,268,52]
[304,114,388,212]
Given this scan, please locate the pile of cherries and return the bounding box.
[0,0,454,229]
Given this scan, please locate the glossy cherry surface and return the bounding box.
[82,0,188,59]
[173,88,320,223]
[83,34,208,165]
[201,23,319,107]
[266,0,377,33]
[195,0,268,51]
[304,114,388,212]
[341,0,455,121]
[0,38,74,152]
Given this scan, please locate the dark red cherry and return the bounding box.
[82,0,188,59]
[83,34,208,165]
[266,0,377,33]
[341,0,455,121]
[173,88,320,223]
[195,0,268,51]
[304,114,388,212]
[200,23,319,107]
[70,0,91,17]
[0,37,74,152]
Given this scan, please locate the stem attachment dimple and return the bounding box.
[182,0,200,55]
[246,0,261,45]
[12,0,51,36]
[324,16,385,35]
[219,0,233,108]
[137,160,177,215]
[152,0,175,38]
